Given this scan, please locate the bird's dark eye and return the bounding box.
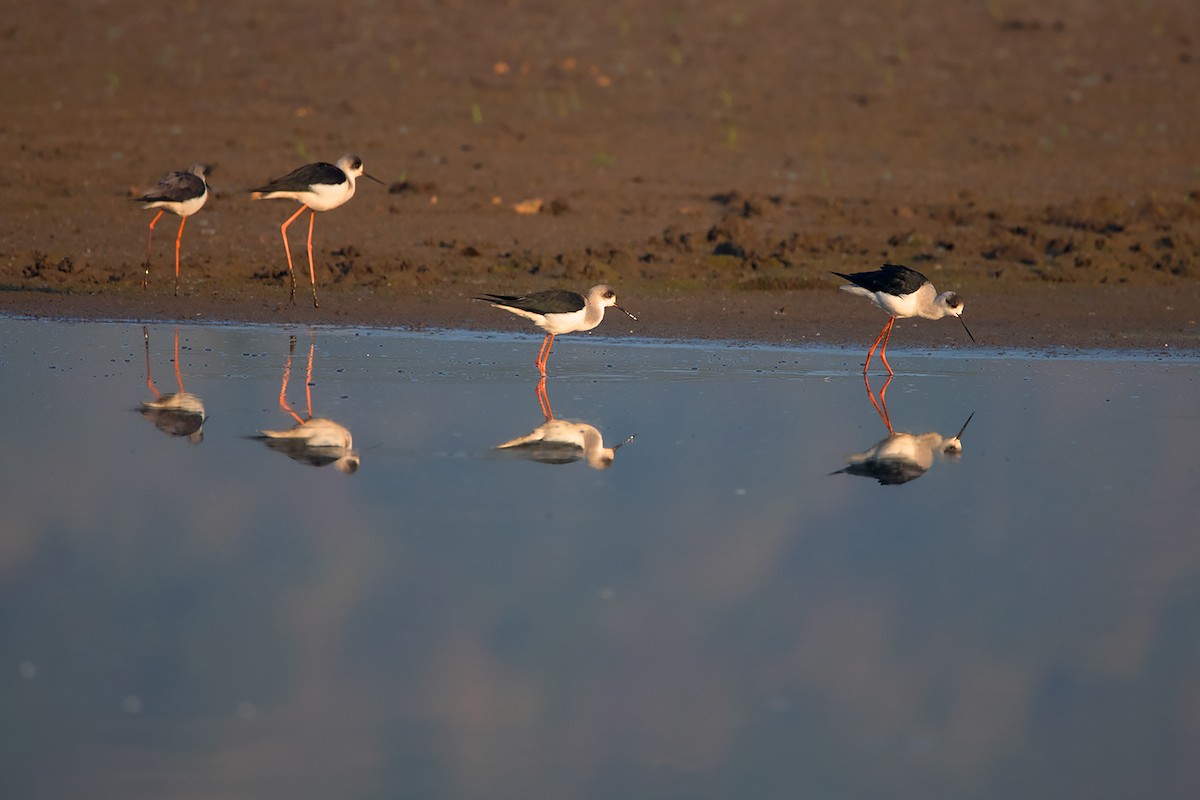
[604,291,615,299]
[352,158,363,169]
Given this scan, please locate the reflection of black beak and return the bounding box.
[613,434,636,451]
[959,314,975,343]
[615,304,638,322]
[363,172,386,186]
[955,411,975,441]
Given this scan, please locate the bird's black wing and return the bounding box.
[138,171,206,203]
[832,263,928,295]
[477,289,585,314]
[251,161,344,193]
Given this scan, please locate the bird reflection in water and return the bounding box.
[139,326,206,443]
[495,377,634,470]
[832,374,973,486]
[254,333,359,473]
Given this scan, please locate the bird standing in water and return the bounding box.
[833,264,974,374]
[477,284,637,375]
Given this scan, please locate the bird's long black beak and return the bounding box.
[615,304,638,321]
[363,172,385,186]
[959,315,975,343]
[613,434,636,451]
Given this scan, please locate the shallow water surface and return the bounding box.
[1,317,1198,799]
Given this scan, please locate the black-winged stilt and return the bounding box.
[136,163,209,295]
[250,154,382,308]
[833,263,974,374]
[477,284,637,375]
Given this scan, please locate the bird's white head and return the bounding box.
[187,163,210,182]
[935,291,975,342]
[334,154,384,188]
[588,284,638,320]
[935,291,965,318]
[336,154,366,179]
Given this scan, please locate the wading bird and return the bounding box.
[833,263,974,374]
[477,284,637,375]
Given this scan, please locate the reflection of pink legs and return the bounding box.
[278,334,317,424]
[303,336,315,418]
[864,373,895,435]
[536,376,554,420]
[864,315,896,375]
[278,337,305,424]
[535,333,555,376]
[279,205,308,305]
[143,326,185,396]
[172,328,184,393]
[143,326,160,398]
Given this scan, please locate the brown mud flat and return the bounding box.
[2,2,1198,352]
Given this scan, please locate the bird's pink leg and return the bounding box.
[864,316,895,374]
[173,216,187,296]
[536,333,555,376]
[536,376,554,420]
[144,210,164,290]
[280,205,307,305]
[305,209,320,308]
[878,317,896,376]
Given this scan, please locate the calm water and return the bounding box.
[1,317,1198,800]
